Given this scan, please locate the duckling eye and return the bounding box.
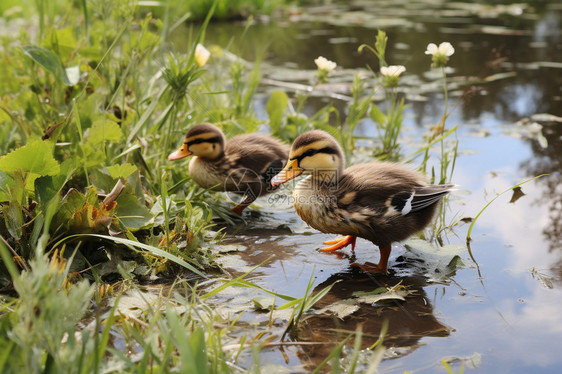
[302,149,317,158]
[212,144,216,150]
[190,139,204,145]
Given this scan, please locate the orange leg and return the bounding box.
[321,235,357,252]
[352,245,392,273]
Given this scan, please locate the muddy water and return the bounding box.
[176,1,562,372]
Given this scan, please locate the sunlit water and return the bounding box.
[172,1,562,372]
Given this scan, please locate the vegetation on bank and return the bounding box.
[0,0,463,372]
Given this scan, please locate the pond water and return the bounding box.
[174,1,562,372]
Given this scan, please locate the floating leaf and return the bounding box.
[404,238,467,277]
[354,284,413,305]
[0,138,60,176]
[509,186,525,203]
[113,289,159,318]
[252,296,276,311]
[316,299,359,319]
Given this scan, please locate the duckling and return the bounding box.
[169,123,289,215]
[271,130,455,273]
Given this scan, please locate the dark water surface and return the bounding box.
[175,1,562,372]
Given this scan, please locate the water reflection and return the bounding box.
[296,269,450,369]
[520,117,562,268]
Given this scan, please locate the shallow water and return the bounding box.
[175,1,562,372]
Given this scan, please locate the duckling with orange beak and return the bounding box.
[271,130,455,273]
[169,123,289,215]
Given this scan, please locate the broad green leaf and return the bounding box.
[106,163,137,179]
[266,90,288,131]
[0,138,60,176]
[116,189,153,230]
[87,119,123,144]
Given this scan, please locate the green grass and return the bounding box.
[0,0,478,372]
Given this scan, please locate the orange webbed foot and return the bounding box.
[321,235,357,252]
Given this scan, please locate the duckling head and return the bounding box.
[271,130,344,186]
[168,123,226,161]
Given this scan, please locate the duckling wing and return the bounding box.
[226,135,287,174]
[336,163,454,218]
[406,185,456,213]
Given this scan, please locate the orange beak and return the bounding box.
[271,159,303,186]
[168,144,191,161]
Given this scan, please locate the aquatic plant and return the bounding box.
[359,30,406,159]
[425,42,456,68]
[314,56,337,84]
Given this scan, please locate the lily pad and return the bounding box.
[355,287,413,305]
[403,238,467,278]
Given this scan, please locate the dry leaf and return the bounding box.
[509,186,525,203]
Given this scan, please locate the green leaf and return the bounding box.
[106,163,137,179]
[23,45,75,85]
[266,90,289,131]
[370,103,386,126]
[0,138,60,176]
[51,188,87,232]
[55,234,207,278]
[2,199,23,240]
[87,119,123,144]
[116,190,153,230]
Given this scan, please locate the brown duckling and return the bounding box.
[169,123,289,215]
[271,129,455,273]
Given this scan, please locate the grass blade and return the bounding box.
[53,234,207,278]
[466,174,547,243]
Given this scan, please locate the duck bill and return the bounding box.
[271,159,303,186]
[168,144,192,161]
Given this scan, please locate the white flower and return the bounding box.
[380,65,406,77]
[425,42,455,67]
[425,42,455,57]
[314,56,337,73]
[195,43,210,67]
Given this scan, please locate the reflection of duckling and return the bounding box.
[169,123,289,215]
[272,130,455,272]
[297,270,450,368]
